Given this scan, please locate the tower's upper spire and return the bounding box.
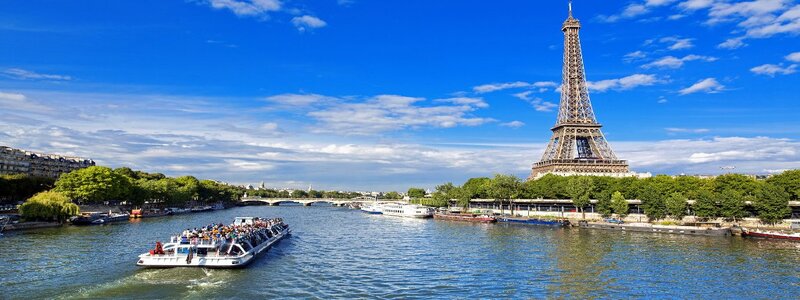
[568,0,573,18]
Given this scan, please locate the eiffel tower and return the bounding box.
[529,2,630,180]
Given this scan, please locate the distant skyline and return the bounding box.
[2,0,800,191]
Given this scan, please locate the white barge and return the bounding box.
[136,217,290,268]
[380,203,434,218]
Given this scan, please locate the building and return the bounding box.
[529,4,639,180]
[0,146,95,178]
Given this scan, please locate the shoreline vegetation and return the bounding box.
[2,166,799,228]
[413,171,799,225]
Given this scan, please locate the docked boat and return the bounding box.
[165,207,191,215]
[379,203,434,218]
[137,217,290,268]
[212,202,225,210]
[360,202,383,214]
[497,217,570,227]
[741,227,800,241]
[130,208,170,219]
[190,206,213,213]
[578,221,731,236]
[433,212,496,223]
[71,212,130,225]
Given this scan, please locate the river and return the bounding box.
[1,204,799,299]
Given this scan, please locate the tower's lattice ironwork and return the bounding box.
[529,3,630,180]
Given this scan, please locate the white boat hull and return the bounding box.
[137,227,290,268]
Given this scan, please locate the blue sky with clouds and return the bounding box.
[1,0,800,191]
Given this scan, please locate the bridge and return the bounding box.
[239,197,401,207]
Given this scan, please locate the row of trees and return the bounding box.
[421,170,799,224]
[0,174,55,204]
[53,166,244,206]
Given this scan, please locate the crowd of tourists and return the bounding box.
[175,218,286,247]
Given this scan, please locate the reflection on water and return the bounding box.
[1,206,799,299]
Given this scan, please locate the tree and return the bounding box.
[407,188,426,199]
[755,184,791,224]
[714,174,760,197]
[566,176,594,219]
[488,174,522,215]
[291,190,308,198]
[54,166,132,204]
[462,177,491,199]
[766,169,800,200]
[384,191,401,200]
[718,189,747,222]
[451,187,471,211]
[595,192,613,218]
[665,192,687,221]
[610,191,629,219]
[692,190,718,219]
[640,188,666,221]
[18,191,79,222]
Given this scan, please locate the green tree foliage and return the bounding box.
[291,190,308,198]
[566,176,594,219]
[488,174,522,215]
[664,192,687,220]
[384,191,401,200]
[18,191,79,222]
[717,189,747,221]
[692,190,718,219]
[595,192,613,218]
[714,174,760,196]
[462,177,491,199]
[766,169,800,200]
[610,191,629,218]
[407,188,426,199]
[526,174,567,199]
[0,174,56,204]
[640,188,666,221]
[755,184,791,224]
[54,166,132,204]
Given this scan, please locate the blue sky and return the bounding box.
[1,0,800,191]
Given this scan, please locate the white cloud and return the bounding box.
[641,54,717,69]
[623,50,647,62]
[3,68,72,81]
[500,121,525,128]
[718,37,747,49]
[679,0,715,10]
[472,81,556,93]
[665,127,710,133]
[750,63,797,76]
[204,0,282,17]
[786,51,800,62]
[291,15,327,32]
[512,91,558,112]
[660,36,694,50]
[265,93,337,106]
[587,74,663,92]
[306,94,493,134]
[679,78,725,95]
[436,97,488,108]
[0,91,26,101]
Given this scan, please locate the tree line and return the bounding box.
[417,170,799,224]
[14,166,245,222]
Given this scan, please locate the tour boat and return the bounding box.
[137,217,290,268]
[433,212,496,223]
[71,212,130,225]
[741,227,800,241]
[360,202,383,214]
[497,217,570,227]
[165,207,191,215]
[379,203,434,218]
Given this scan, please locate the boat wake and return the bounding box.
[62,268,237,299]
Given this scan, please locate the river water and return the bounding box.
[1,204,799,299]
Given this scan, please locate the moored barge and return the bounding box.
[497,217,570,227]
[578,221,731,236]
[741,227,800,241]
[434,212,496,223]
